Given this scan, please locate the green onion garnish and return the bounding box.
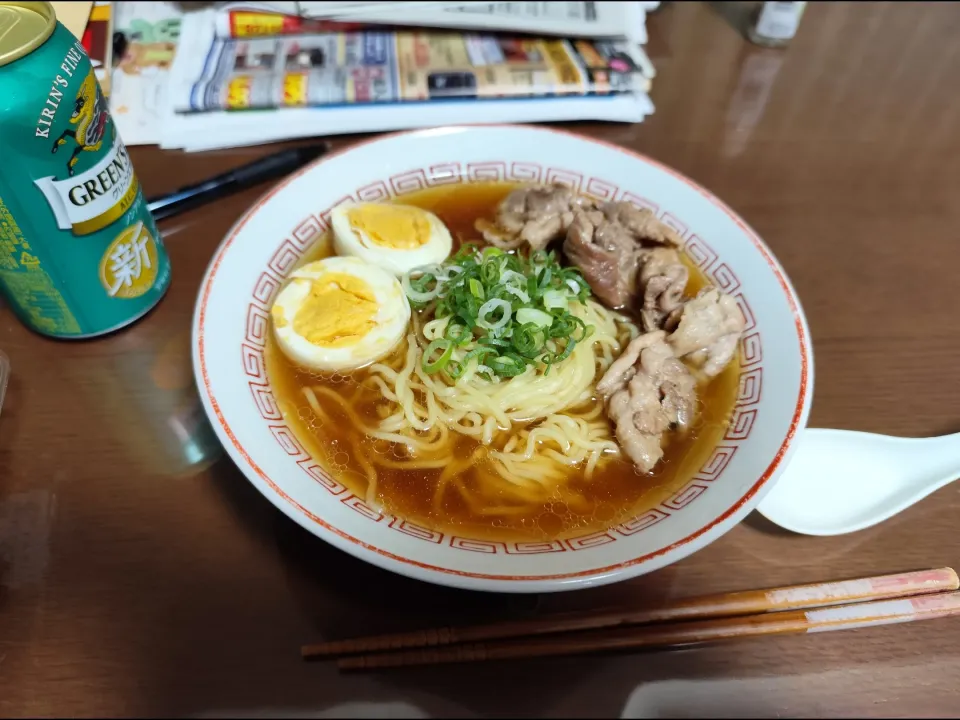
[468,278,485,300]
[422,339,454,374]
[403,245,594,379]
[446,359,465,380]
[444,322,472,345]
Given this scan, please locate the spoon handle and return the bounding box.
[903,432,960,480]
[758,428,960,536]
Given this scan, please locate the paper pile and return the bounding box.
[108,2,659,152]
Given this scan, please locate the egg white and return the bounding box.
[330,201,453,276]
[271,256,410,372]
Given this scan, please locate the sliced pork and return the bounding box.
[639,247,688,332]
[563,209,645,308]
[600,202,684,247]
[479,184,591,251]
[596,331,697,473]
[563,201,689,315]
[668,288,745,377]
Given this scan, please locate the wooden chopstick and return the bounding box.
[337,589,960,671]
[302,567,958,660]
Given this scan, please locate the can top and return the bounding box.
[0,2,56,67]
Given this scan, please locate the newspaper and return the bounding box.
[109,1,297,144]
[159,2,654,152]
[296,1,465,17]
[213,8,369,37]
[109,1,185,145]
[161,89,653,152]
[298,1,648,42]
[172,25,649,113]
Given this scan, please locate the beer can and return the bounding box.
[0,1,170,338]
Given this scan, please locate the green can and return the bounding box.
[0,1,170,338]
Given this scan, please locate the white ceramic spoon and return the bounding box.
[757,428,960,536]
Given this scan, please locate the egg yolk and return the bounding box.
[347,204,431,250]
[291,273,379,348]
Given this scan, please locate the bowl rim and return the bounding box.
[192,124,814,592]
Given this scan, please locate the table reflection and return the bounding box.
[67,324,222,478]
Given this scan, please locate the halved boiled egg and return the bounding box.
[270,256,410,372]
[331,201,453,276]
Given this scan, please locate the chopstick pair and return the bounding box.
[302,567,960,671]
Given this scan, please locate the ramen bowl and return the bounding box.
[192,125,813,593]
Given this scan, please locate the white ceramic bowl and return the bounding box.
[192,125,813,593]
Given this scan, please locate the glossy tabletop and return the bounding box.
[3,2,960,716]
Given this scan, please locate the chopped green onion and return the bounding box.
[526,275,540,301]
[468,278,485,300]
[480,258,500,286]
[543,338,576,366]
[537,266,552,291]
[542,288,568,311]
[503,284,530,304]
[571,315,591,341]
[458,294,480,329]
[434,297,452,319]
[480,336,510,348]
[402,271,441,305]
[422,339,454,374]
[401,243,596,380]
[464,346,496,364]
[512,323,545,358]
[446,359,465,380]
[549,312,575,338]
[516,307,553,328]
[500,269,526,286]
[445,322,472,345]
[477,298,511,331]
[489,354,526,377]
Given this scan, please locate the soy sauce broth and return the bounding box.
[265,183,740,542]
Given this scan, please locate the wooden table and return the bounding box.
[3,2,960,716]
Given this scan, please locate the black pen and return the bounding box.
[146,142,331,222]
